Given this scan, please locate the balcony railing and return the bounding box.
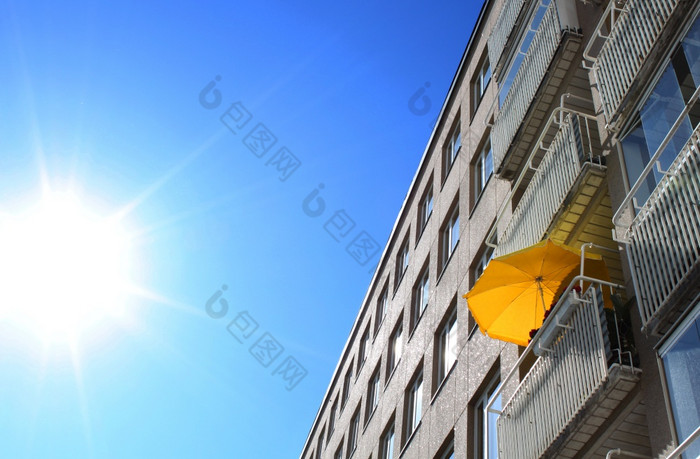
[492,0,579,174]
[594,0,680,124]
[493,276,636,459]
[487,0,531,79]
[494,112,602,257]
[624,124,700,332]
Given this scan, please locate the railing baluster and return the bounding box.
[625,131,700,329]
[595,0,680,123]
[497,286,616,458]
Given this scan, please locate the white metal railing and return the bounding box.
[488,0,530,78]
[492,0,576,173]
[495,277,625,459]
[624,124,700,329]
[595,0,680,124]
[495,113,602,257]
[666,424,700,459]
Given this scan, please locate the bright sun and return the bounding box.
[0,192,132,342]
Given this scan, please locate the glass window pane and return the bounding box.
[682,16,700,87]
[451,216,459,252]
[639,64,693,173]
[662,315,700,459]
[621,121,658,205]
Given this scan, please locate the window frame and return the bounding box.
[473,234,496,283]
[316,426,326,459]
[395,236,410,289]
[443,121,462,181]
[412,263,430,330]
[436,305,458,387]
[472,135,493,205]
[418,182,434,238]
[473,372,502,459]
[379,420,395,459]
[358,324,371,373]
[348,406,361,457]
[658,301,700,456]
[471,53,491,116]
[387,318,403,381]
[441,204,460,269]
[375,286,389,336]
[404,370,424,441]
[342,361,354,408]
[366,365,381,424]
[334,440,344,459]
[328,399,338,439]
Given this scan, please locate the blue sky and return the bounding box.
[0,1,478,457]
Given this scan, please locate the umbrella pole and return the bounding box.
[536,277,546,312]
[536,278,547,331]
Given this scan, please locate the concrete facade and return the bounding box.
[301,1,700,458]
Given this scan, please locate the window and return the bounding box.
[443,122,462,178]
[348,407,361,457]
[436,305,458,387]
[418,183,434,235]
[387,320,403,378]
[620,16,700,207]
[329,399,338,439]
[441,205,459,268]
[473,137,493,203]
[498,1,549,107]
[334,440,344,459]
[434,433,454,459]
[380,421,395,459]
[342,362,354,407]
[472,53,491,114]
[412,265,430,329]
[358,324,371,372]
[375,287,388,335]
[404,370,423,440]
[659,303,700,459]
[473,373,502,459]
[366,365,381,423]
[316,427,325,459]
[396,237,410,286]
[474,242,495,281]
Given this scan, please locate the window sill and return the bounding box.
[372,318,385,343]
[399,421,422,458]
[468,175,493,220]
[415,214,432,248]
[385,360,401,390]
[468,323,479,340]
[393,270,407,299]
[441,158,458,192]
[363,408,377,433]
[469,79,492,125]
[437,240,460,286]
[355,360,366,382]
[408,308,427,341]
[430,362,457,406]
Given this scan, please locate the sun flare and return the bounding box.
[0,192,132,341]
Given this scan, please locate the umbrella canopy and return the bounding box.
[463,239,611,346]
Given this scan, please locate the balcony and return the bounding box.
[494,280,648,459]
[594,0,681,126]
[487,0,533,81]
[624,124,700,335]
[494,112,608,258]
[492,0,584,179]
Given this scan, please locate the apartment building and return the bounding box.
[300,0,700,458]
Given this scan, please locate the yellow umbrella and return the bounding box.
[463,239,611,346]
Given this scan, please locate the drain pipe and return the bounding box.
[605,448,647,459]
